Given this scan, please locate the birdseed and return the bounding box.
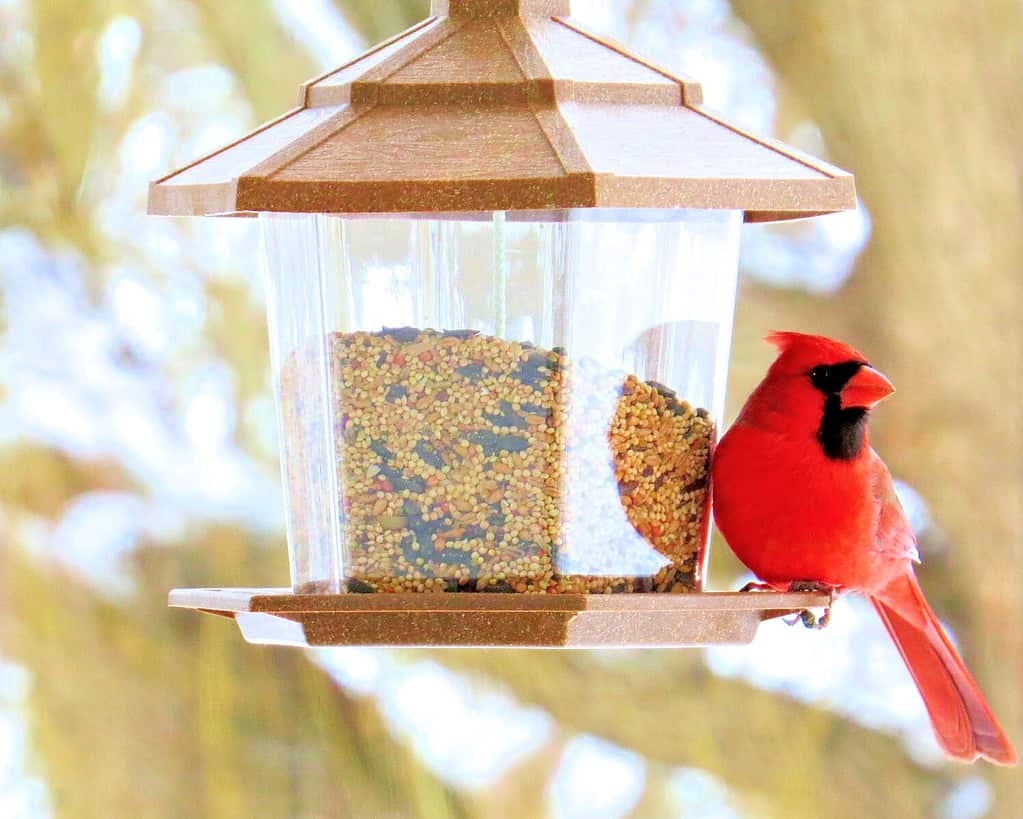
[282,328,713,594]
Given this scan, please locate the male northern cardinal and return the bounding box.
[712,331,1016,765]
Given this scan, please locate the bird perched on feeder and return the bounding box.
[711,332,1016,766]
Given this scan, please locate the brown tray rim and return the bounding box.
[169,587,833,647]
[169,587,832,614]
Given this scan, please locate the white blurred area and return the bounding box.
[549,736,646,819]
[314,651,553,789]
[0,658,51,819]
[0,0,960,816]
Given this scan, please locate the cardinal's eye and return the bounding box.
[809,366,830,388]
[809,361,865,393]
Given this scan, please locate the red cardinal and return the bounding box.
[712,331,1016,765]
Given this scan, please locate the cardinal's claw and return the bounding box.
[740,581,774,593]
[784,607,832,629]
[788,580,833,594]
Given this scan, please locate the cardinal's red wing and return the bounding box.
[868,449,920,566]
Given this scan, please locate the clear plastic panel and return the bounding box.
[262,216,344,592]
[261,210,741,594]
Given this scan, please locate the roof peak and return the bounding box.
[431,0,571,17]
[147,3,855,220]
[300,15,701,110]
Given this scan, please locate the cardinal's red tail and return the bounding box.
[870,572,1016,765]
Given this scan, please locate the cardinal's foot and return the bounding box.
[739,581,774,593]
[788,580,833,594]
[784,607,831,629]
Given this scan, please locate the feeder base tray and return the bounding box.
[168,588,832,648]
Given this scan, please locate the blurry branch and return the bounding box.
[189,0,317,121]
[0,445,134,519]
[5,1,150,256]
[728,1,1022,814]
[626,763,699,819]
[445,717,686,819]
[191,0,431,121]
[477,739,564,819]
[30,0,103,230]
[331,0,430,47]
[205,277,273,405]
[429,650,955,819]
[0,543,476,819]
[1,0,111,253]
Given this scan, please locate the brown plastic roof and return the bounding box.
[148,0,855,222]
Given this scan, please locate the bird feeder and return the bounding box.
[154,0,851,647]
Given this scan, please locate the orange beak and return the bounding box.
[842,365,895,409]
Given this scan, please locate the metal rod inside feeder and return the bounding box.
[493,210,507,337]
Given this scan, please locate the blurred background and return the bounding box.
[1,0,1020,816]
